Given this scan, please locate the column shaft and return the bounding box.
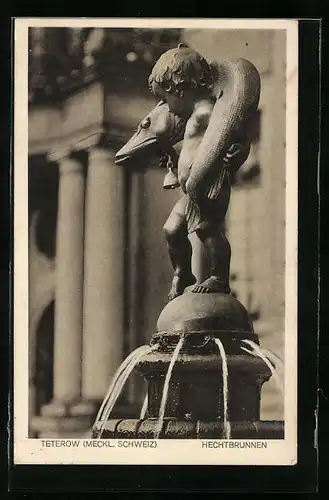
[82,147,124,400]
[53,156,85,402]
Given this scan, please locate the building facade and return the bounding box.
[28,27,286,437]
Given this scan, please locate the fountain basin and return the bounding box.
[93,419,284,439]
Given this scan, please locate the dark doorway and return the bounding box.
[34,300,55,416]
[28,154,59,260]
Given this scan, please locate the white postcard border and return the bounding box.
[13,18,298,465]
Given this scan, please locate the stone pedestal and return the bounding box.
[137,353,269,424]
[93,292,284,439]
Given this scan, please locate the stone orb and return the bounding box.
[152,292,258,352]
[157,292,254,335]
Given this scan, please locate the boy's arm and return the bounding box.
[224,142,251,172]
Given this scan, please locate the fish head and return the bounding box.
[115,100,186,165]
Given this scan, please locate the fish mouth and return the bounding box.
[114,137,159,165]
[114,155,131,165]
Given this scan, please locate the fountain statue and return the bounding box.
[92,45,284,440]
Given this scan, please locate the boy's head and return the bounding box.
[148,44,213,118]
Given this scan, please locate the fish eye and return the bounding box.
[141,117,151,129]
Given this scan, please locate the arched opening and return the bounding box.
[34,300,55,416]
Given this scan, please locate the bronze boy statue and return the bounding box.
[116,44,261,301]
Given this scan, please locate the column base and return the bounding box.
[30,400,97,438]
[31,399,142,438]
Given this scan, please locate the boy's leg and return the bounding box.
[163,196,196,300]
[192,221,231,294]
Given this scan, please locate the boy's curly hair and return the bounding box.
[148,44,213,95]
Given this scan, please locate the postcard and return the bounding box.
[13,17,298,465]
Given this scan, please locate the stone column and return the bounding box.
[31,153,87,437]
[82,146,124,402]
[126,169,146,408]
[52,154,85,403]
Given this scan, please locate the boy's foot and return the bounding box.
[191,276,231,294]
[168,272,196,301]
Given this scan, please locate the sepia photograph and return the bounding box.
[14,18,298,465]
